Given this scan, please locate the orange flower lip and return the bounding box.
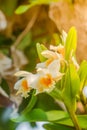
[39,74,53,87]
[21,79,29,91]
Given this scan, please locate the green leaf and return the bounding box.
[36,43,47,62]
[46,110,69,121]
[22,90,37,114]
[53,33,62,45]
[15,0,60,14]
[12,109,69,123]
[12,108,47,122]
[62,64,80,110]
[43,123,73,130]
[65,27,77,60]
[46,110,87,129]
[49,87,62,100]
[35,93,60,111]
[78,60,87,90]
[12,108,87,129]
[29,0,59,5]
[15,5,30,14]
[57,114,87,129]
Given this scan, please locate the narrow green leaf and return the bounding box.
[63,64,80,110]
[22,90,37,114]
[43,123,73,130]
[15,0,60,14]
[65,27,77,60]
[15,5,30,14]
[78,60,87,90]
[29,0,60,5]
[36,43,47,62]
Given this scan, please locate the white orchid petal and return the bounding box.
[47,60,60,77]
[41,50,56,59]
[36,62,46,69]
[50,45,59,51]
[14,71,31,77]
[14,78,24,90]
[26,73,38,87]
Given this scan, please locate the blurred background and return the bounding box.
[0,0,87,129]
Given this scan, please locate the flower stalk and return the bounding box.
[65,104,81,130]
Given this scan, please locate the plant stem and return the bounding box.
[67,107,81,130]
[70,112,81,130]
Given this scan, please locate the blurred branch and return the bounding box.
[12,6,40,48]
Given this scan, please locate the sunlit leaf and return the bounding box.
[46,110,69,121]
[78,60,87,90]
[29,0,59,5]
[15,0,60,14]
[15,5,30,14]
[65,27,77,60]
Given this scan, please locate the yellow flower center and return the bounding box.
[21,79,29,91]
[57,47,65,57]
[40,74,53,87]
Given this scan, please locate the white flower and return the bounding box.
[36,60,63,93]
[40,44,65,68]
[14,78,31,98]
[50,44,65,57]
[14,71,37,98]
[14,59,63,97]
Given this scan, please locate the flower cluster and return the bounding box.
[14,44,65,98]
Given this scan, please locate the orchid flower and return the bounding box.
[14,78,31,98]
[14,71,37,98]
[36,60,64,93]
[41,44,65,60]
[14,59,63,98]
[50,44,65,57]
[36,44,65,69]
